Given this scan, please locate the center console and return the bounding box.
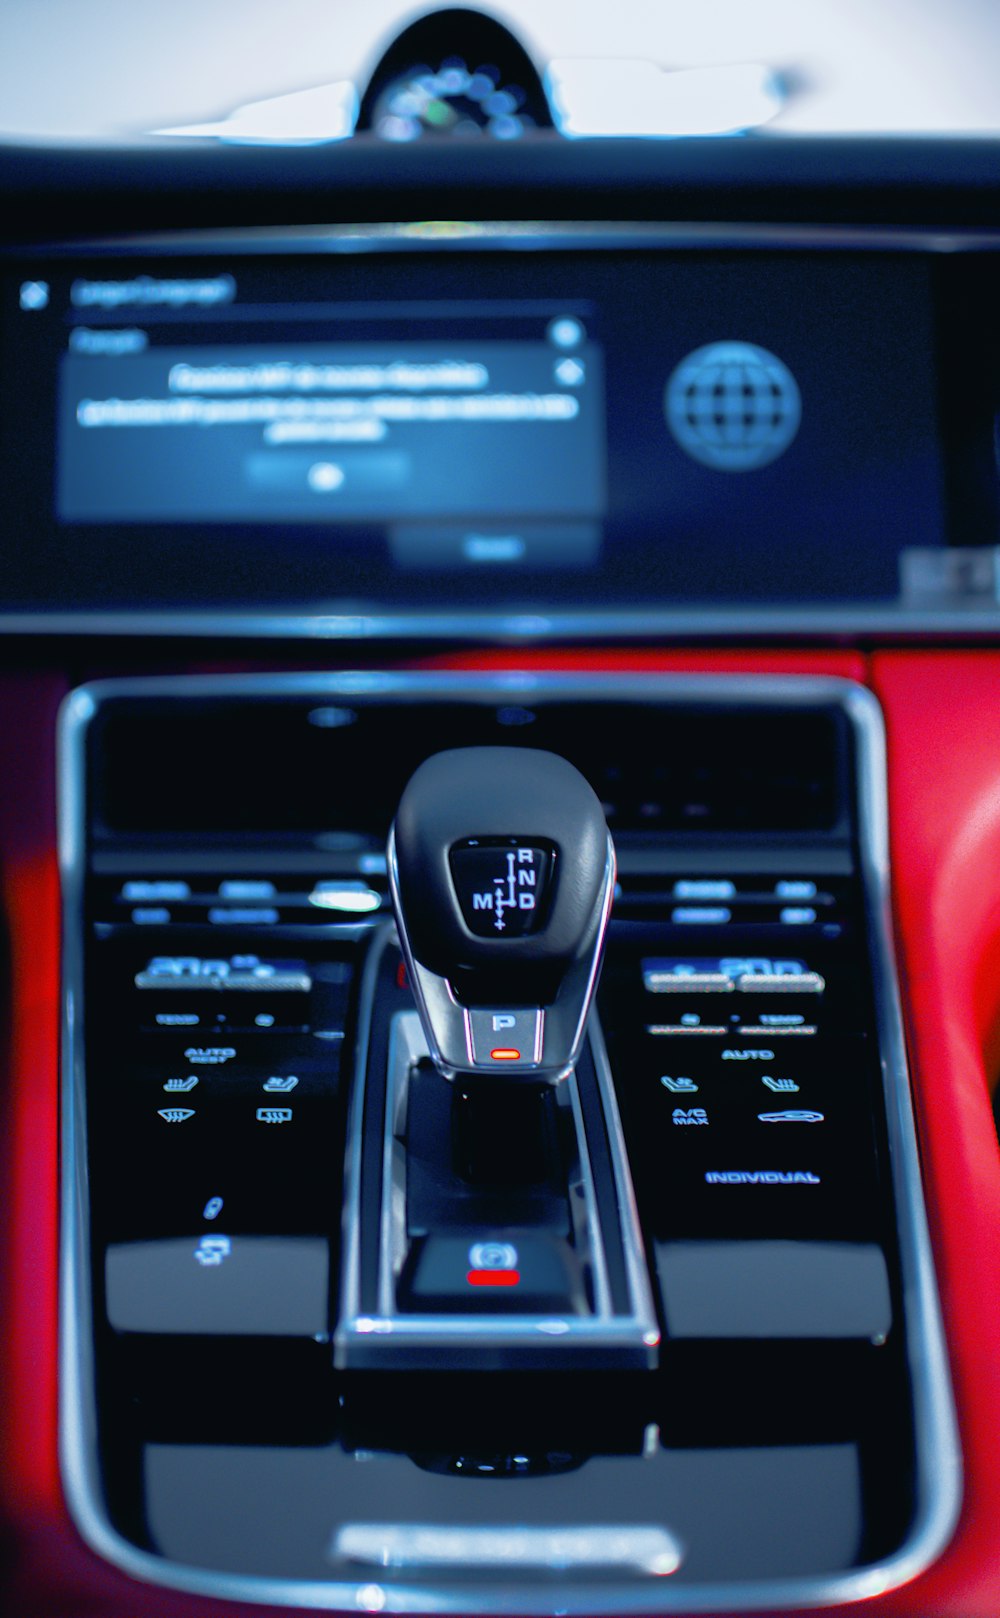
[59,671,957,1612]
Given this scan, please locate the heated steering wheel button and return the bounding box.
[449,840,553,937]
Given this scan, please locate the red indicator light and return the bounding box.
[467,1269,521,1287]
[490,1047,521,1061]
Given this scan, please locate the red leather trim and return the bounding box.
[0,676,65,1522]
[861,651,1000,1617]
[410,647,870,679]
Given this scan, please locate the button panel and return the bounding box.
[68,684,942,1603]
[600,872,893,1341]
[98,869,387,929]
[87,899,359,1345]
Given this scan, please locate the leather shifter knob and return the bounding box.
[387,746,615,1084]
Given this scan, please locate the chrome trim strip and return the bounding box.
[58,670,961,1613]
[840,682,964,1583]
[586,1009,661,1346]
[376,1009,425,1325]
[335,912,389,1369]
[566,1036,613,1321]
[11,603,1000,642]
[37,664,966,705]
[337,958,656,1369]
[15,219,1000,255]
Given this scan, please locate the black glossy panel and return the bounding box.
[90,698,848,838]
[656,1240,892,1340]
[70,685,927,1600]
[106,1235,329,1336]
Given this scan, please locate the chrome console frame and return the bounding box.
[335,982,659,1371]
[58,670,961,1614]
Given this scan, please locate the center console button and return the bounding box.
[738,971,825,995]
[466,1007,544,1066]
[398,1233,588,1315]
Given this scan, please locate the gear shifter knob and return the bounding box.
[388,747,615,1084]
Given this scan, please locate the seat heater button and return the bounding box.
[105,1235,329,1336]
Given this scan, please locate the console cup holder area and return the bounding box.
[57,672,958,1614]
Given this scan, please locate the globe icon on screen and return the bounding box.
[665,340,801,471]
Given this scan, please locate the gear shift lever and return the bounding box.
[387,747,616,1084]
[336,744,656,1369]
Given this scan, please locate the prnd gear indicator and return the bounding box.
[449,838,554,937]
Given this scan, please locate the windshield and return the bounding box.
[1,0,998,142]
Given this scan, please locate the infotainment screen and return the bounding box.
[57,292,604,572]
[0,246,946,617]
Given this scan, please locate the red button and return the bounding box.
[467,1269,521,1287]
[490,1047,521,1061]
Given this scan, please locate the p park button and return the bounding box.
[466,1008,543,1068]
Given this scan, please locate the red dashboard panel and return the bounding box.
[3,648,1000,1616]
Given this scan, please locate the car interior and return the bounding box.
[3,5,1000,1615]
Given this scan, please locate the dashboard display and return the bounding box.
[0,246,945,616]
[58,308,605,567]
